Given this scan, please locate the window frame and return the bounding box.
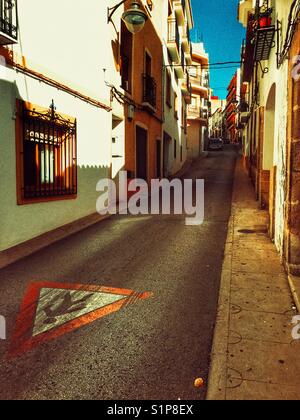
[15,100,78,205]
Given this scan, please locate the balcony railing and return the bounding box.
[187,105,200,118]
[168,18,180,52]
[142,74,157,110]
[0,0,18,45]
[190,74,209,89]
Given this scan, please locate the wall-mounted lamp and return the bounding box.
[108,1,148,35]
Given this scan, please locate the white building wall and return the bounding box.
[239,0,292,254]
[258,0,291,253]
[159,0,190,176]
[0,0,124,251]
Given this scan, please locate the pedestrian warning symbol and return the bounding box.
[8,281,152,358]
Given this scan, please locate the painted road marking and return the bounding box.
[33,288,127,336]
[8,281,152,358]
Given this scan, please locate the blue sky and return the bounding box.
[190,0,245,99]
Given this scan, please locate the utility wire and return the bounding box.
[164,61,241,69]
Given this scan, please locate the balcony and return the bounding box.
[187,105,200,120]
[175,44,185,79]
[167,18,180,64]
[190,75,209,98]
[188,106,208,125]
[181,23,190,52]
[181,74,192,104]
[173,0,186,26]
[184,42,192,65]
[142,74,157,112]
[0,0,18,45]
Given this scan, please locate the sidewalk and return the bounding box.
[207,157,300,400]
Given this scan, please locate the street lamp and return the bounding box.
[108,1,148,34]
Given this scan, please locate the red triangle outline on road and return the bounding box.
[8,281,153,358]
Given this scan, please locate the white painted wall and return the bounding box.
[156,0,190,176]
[0,0,124,251]
[259,1,291,252]
[239,0,292,253]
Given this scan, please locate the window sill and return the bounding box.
[17,194,77,206]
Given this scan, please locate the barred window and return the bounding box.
[17,101,77,203]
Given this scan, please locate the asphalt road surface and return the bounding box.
[0,146,237,400]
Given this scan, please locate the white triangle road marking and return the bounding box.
[33,288,127,337]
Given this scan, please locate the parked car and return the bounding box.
[208,138,224,151]
[222,138,231,144]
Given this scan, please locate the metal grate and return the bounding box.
[22,104,77,199]
[253,26,276,62]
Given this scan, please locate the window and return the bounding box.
[121,22,133,92]
[16,101,77,203]
[145,51,152,77]
[174,139,177,159]
[166,71,172,107]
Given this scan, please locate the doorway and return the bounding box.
[264,84,276,237]
[163,131,171,178]
[156,139,161,178]
[136,126,148,181]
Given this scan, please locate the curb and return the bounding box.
[0,212,111,270]
[206,214,234,400]
[288,274,300,313]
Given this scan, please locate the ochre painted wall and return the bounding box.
[124,15,163,181]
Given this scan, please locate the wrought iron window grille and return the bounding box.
[21,102,77,200]
[142,74,157,110]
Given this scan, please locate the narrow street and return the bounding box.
[0,147,237,400]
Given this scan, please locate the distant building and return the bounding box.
[187,42,210,158]
[210,96,226,138]
[121,1,163,182]
[225,69,241,143]
[161,0,194,176]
